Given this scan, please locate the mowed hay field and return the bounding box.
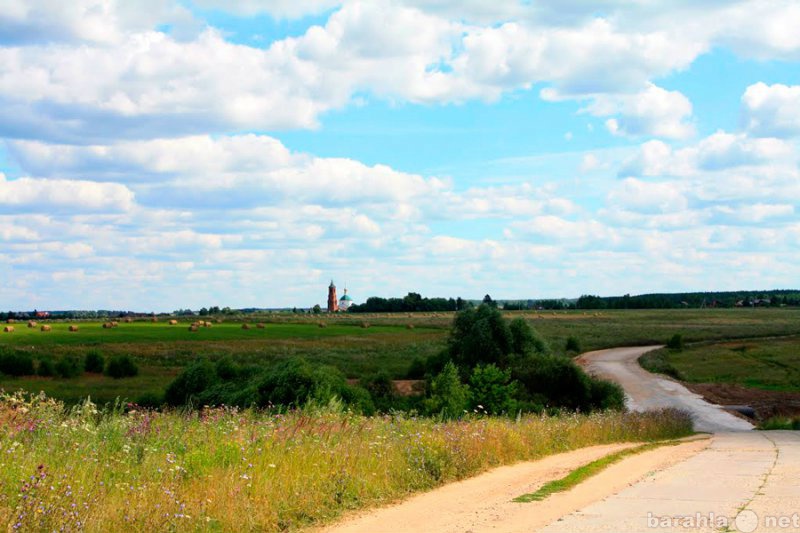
[1,308,800,405]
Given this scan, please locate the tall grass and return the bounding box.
[0,392,692,531]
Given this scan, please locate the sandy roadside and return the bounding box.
[319,437,710,533]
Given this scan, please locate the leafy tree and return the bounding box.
[509,317,548,355]
[666,333,684,351]
[448,304,512,370]
[423,362,469,418]
[482,294,497,308]
[468,364,517,414]
[256,358,348,408]
[312,304,322,314]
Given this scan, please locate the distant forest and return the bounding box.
[572,290,800,309]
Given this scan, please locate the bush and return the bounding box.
[134,392,163,409]
[105,355,139,379]
[666,333,684,351]
[405,357,427,379]
[423,362,469,418]
[361,370,395,412]
[84,350,105,373]
[55,355,83,378]
[588,379,625,410]
[0,351,35,376]
[512,354,592,411]
[468,364,517,414]
[256,358,350,409]
[565,336,582,354]
[165,360,218,406]
[215,357,238,380]
[37,358,55,377]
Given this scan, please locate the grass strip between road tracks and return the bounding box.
[513,439,687,503]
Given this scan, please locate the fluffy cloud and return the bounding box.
[597,85,695,140]
[0,173,134,213]
[742,83,800,138]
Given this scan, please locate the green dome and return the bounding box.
[340,294,353,301]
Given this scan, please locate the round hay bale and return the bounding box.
[3,326,14,333]
[318,322,327,328]
[188,325,198,332]
[168,319,178,325]
[256,323,265,329]
[216,319,223,323]
[241,323,250,330]
[361,322,370,329]
[124,317,133,323]
[150,317,158,323]
[406,323,415,329]
[111,321,119,327]
[102,323,112,329]
[6,319,14,324]
[40,325,51,332]
[68,325,79,332]
[27,321,37,328]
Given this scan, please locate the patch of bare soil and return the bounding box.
[684,382,800,419]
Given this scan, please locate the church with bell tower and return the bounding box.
[327,280,354,312]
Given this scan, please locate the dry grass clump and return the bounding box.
[2,326,13,333]
[68,325,79,332]
[0,394,692,533]
[40,325,52,332]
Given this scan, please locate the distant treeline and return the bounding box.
[349,292,470,313]
[575,290,800,309]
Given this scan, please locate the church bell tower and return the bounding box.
[327,280,339,312]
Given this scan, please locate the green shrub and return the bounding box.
[666,333,684,351]
[134,392,163,409]
[0,351,35,376]
[588,379,625,410]
[361,370,395,412]
[639,349,683,379]
[405,357,427,379]
[256,358,350,408]
[84,350,105,373]
[37,358,55,377]
[512,354,592,411]
[55,355,83,378]
[104,355,139,379]
[215,356,238,380]
[165,360,217,406]
[565,336,582,354]
[468,364,517,414]
[423,361,469,418]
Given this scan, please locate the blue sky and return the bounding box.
[1,1,800,311]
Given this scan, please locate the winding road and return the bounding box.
[324,346,799,533]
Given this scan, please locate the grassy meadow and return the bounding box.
[2,308,800,405]
[0,393,692,532]
[643,337,800,392]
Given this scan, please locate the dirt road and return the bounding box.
[324,346,798,532]
[577,346,753,432]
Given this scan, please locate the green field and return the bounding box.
[2,308,800,404]
[646,337,800,392]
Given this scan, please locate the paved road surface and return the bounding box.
[325,346,798,532]
[577,346,753,432]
